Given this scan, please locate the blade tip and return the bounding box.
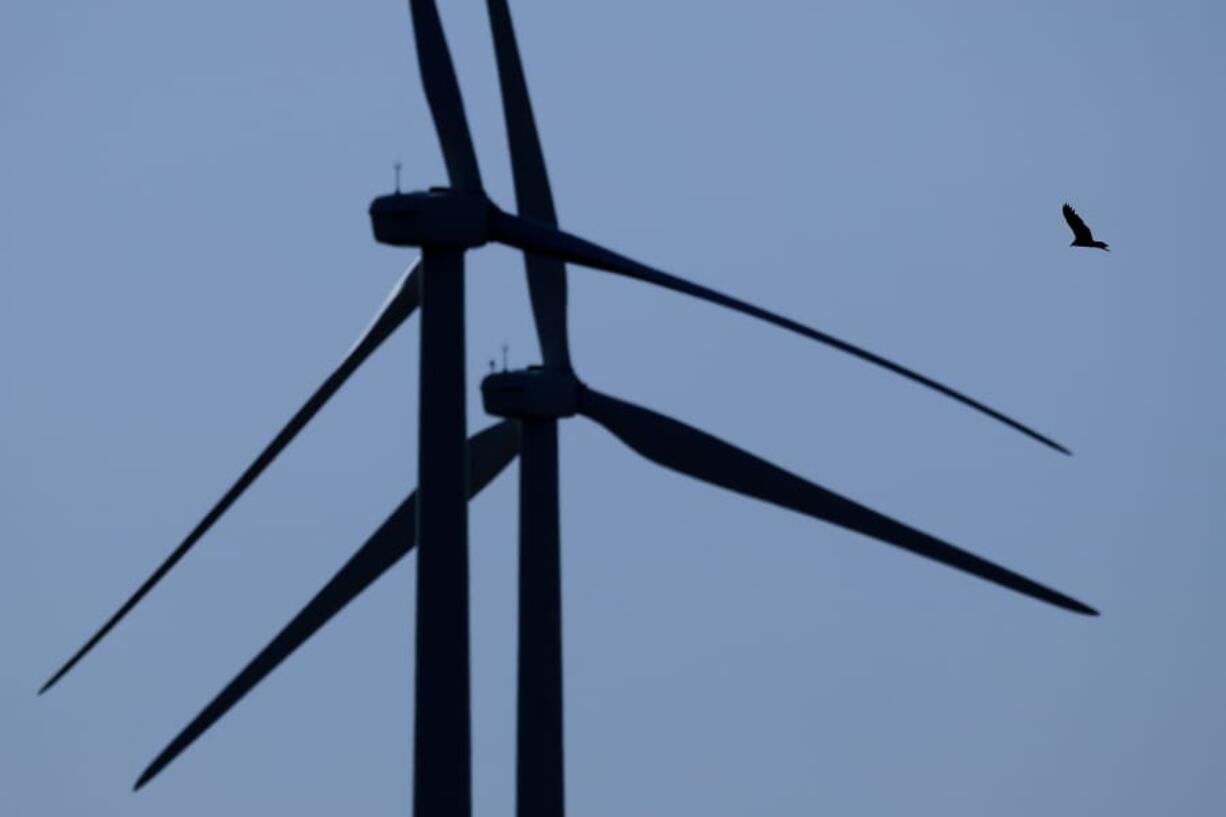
[1062,598,1099,616]
[133,767,156,791]
[1038,435,1072,456]
[37,670,64,696]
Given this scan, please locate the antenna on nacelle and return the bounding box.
[393,159,402,194]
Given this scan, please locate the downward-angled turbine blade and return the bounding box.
[486,0,570,369]
[39,264,421,695]
[133,420,521,791]
[410,0,483,191]
[578,386,1095,615]
[490,210,1069,455]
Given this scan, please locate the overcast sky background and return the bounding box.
[4,1,1225,814]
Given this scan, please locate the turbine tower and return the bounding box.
[40,2,1095,815]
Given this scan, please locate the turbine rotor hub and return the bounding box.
[481,366,579,419]
[369,187,492,249]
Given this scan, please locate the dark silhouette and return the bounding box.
[39,1,1096,814]
[132,421,522,790]
[485,3,568,813]
[1063,203,1110,251]
[40,0,1073,707]
[129,367,1095,796]
[130,4,1095,814]
[36,266,422,696]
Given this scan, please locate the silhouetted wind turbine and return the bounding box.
[1063,203,1110,251]
[478,6,1091,815]
[107,3,1093,813]
[39,1,1072,703]
[41,1,1092,813]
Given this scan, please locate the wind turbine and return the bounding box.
[370,17,1083,812]
[475,6,1096,816]
[48,0,1096,810]
[40,1,1094,814]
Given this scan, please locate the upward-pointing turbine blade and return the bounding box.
[490,210,1069,455]
[577,386,1096,615]
[486,0,570,369]
[410,0,483,191]
[39,264,422,695]
[133,420,521,791]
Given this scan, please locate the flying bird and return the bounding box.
[1062,203,1109,251]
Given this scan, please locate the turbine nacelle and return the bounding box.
[369,187,492,249]
[481,366,579,419]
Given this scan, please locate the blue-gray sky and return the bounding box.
[4,1,1224,814]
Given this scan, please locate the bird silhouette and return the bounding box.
[1062,203,1109,251]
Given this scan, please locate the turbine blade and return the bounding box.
[577,386,1095,615]
[133,420,521,791]
[486,0,570,369]
[39,264,421,695]
[490,209,1068,455]
[410,0,483,191]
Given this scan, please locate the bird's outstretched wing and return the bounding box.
[1062,203,1095,243]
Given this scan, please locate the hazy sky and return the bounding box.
[4,1,1225,815]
